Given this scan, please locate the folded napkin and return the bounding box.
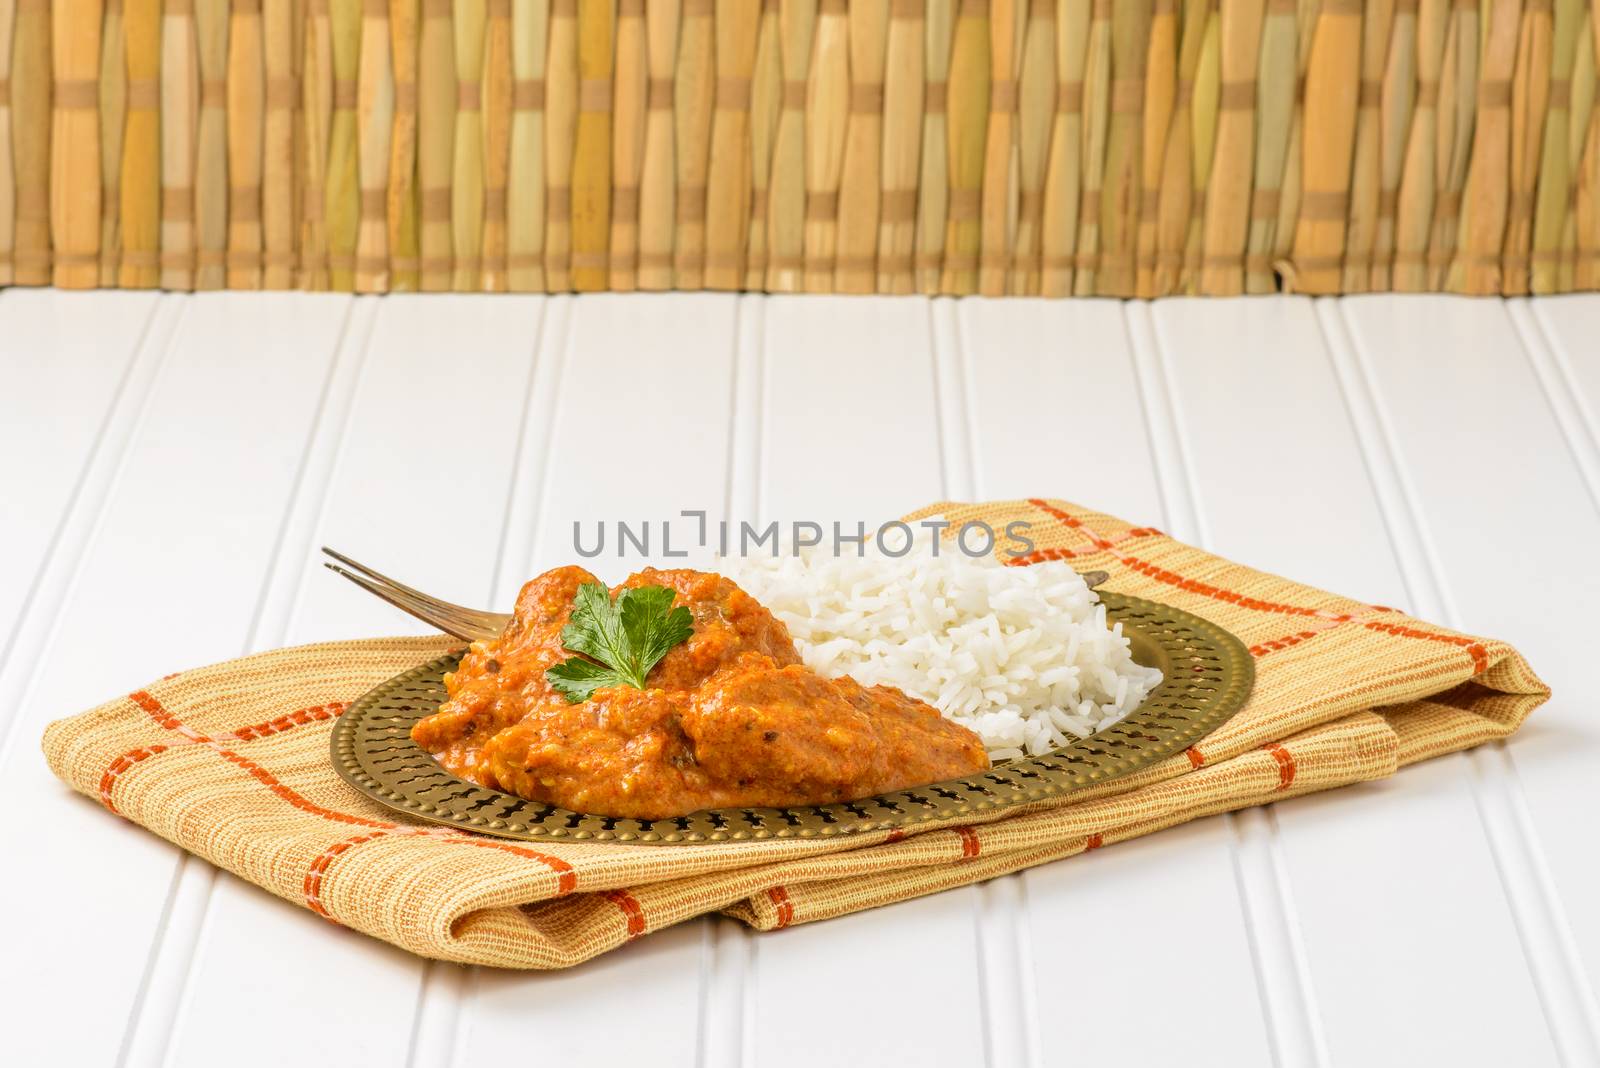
[43,499,1548,969]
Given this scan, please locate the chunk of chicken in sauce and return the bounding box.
[410,566,990,819]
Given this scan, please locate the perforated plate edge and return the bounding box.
[330,592,1255,845]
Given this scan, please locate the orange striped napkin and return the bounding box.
[42,498,1548,968]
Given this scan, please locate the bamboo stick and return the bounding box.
[1184,4,1220,292]
[765,0,813,290]
[100,0,126,285]
[1446,0,1519,293]
[1198,0,1264,294]
[1570,2,1595,292]
[544,0,575,288]
[386,0,417,288]
[1072,0,1109,293]
[1501,0,1552,293]
[1041,0,1089,295]
[322,0,357,290]
[12,0,48,282]
[1370,0,1416,289]
[160,0,198,289]
[194,0,226,288]
[1009,0,1051,292]
[609,0,646,288]
[835,0,888,292]
[744,0,780,289]
[1096,0,1150,296]
[941,0,988,293]
[0,0,13,285]
[1394,0,1448,289]
[977,0,1019,294]
[12,0,50,284]
[300,0,332,288]
[1426,0,1477,289]
[416,0,453,290]
[1339,0,1392,292]
[913,0,952,292]
[449,0,485,291]
[801,0,847,290]
[1152,0,1210,294]
[1135,0,1174,296]
[450,0,484,290]
[1422,0,1463,284]
[506,0,547,290]
[876,0,922,293]
[1575,4,1599,287]
[225,0,262,288]
[569,0,611,290]
[1267,0,1320,291]
[261,0,295,288]
[705,0,760,289]
[51,0,101,288]
[356,0,394,292]
[1244,0,1295,290]
[1564,6,1593,288]
[291,0,306,283]
[480,0,509,289]
[671,0,711,287]
[1531,0,1582,291]
[637,0,677,288]
[1288,0,1361,293]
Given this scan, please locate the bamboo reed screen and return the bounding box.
[4,0,1600,296]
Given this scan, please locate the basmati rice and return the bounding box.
[724,534,1164,760]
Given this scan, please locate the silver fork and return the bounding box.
[322,548,510,642]
[322,547,1110,643]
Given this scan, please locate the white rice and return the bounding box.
[724,533,1164,760]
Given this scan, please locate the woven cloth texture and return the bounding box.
[42,498,1549,969]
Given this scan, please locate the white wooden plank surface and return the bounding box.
[1529,297,1600,429]
[0,291,171,749]
[454,293,740,1068]
[1124,299,1329,1066]
[159,296,550,1068]
[699,295,769,1068]
[953,299,1276,1067]
[5,290,1599,1068]
[0,290,159,639]
[0,293,352,1068]
[1334,295,1600,1062]
[747,297,989,1068]
[1523,298,1600,510]
[1148,297,1554,1066]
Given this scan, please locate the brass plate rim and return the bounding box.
[330,591,1255,845]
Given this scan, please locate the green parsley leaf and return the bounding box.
[545,657,633,700]
[546,582,694,702]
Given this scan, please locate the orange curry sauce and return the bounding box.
[410,566,990,820]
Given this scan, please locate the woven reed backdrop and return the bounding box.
[3,0,1599,296]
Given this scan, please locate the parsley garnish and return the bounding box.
[546,582,694,703]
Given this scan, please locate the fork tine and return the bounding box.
[329,570,493,632]
[321,563,466,637]
[321,547,470,607]
[319,556,483,630]
[351,577,513,638]
[323,563,503,642]
[1080,570,1110,589]
[320,547,511,634]
[324,563,505,641]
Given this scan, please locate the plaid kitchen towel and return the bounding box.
[42,499,1548,968]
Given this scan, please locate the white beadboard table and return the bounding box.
[4,290,1599,1068]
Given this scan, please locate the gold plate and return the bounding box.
[330,592,1254,845]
